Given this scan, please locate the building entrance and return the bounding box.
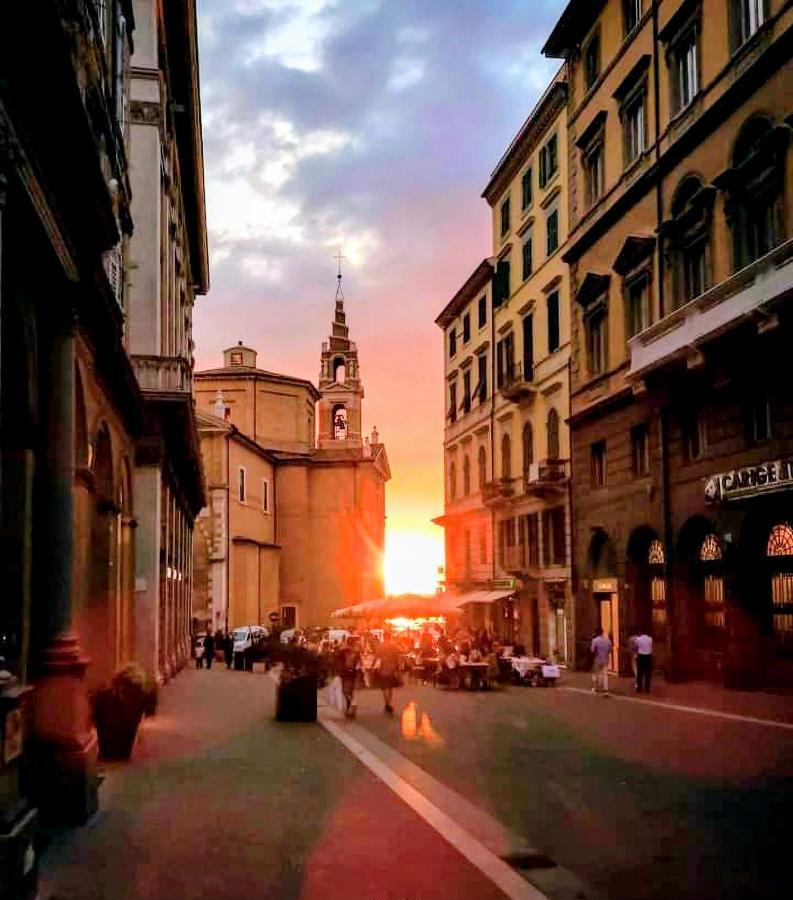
[595,590,620,672]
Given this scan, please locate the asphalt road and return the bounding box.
[350,678,793,900]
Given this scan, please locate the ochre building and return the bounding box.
[544,0,793,687]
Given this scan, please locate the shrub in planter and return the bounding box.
[273,645,321,723]
[92,664,148,760]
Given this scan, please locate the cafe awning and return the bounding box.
[448,589,516,606]
[331,589,515,619]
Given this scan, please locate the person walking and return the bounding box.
[590,627,612,695]
[635,630,653,694]
[224,631,234,669]
[194,635,204,669]
[336,636,362,719]
[203,629,216,670]
[374,631,401,714]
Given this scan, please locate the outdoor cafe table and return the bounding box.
[459,661,490,690]
[510,656,545,679]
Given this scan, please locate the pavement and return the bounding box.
[38,665,793,900]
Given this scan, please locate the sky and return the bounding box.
[193,0,567,594]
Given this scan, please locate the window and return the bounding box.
[731,0,766,49]
[668,176,712,307]
[462,313,471,344]
[478,446,487,488]
[478,295,487,329]
[238,466,247,502]
[584,141,604,207]
[591,441,606,487]
[333,404,348,440]
[547,408,560,460]
[522,236,533,281]
[448,327,457,358]
[500,196,511,237]
[526,513,540,567]
[683,409,706,461]
[492,259,511,308]
[262,478,271,512]
[546,209,559,256]
[497,332,515,389]
[543,507,566,567]
[584,33,600,90]
[230,351,243,365]
[522,422,534,478]
[623,92,646,166]
[522,314,534,382]
[501,434,512,481]
[462,370,471,414]
[700,534,725,629]
[624,0,642,35]
[672,30,698,113]
[475,354,487,403]
[747,395,772,443]
[480,527,488,564]
[539,134,558,188]
[547,291,560,353]
[281,605,297,630]
[521,168,533,210]
[448,462,457,500]
[586,307,607,375]
[463,456,471,496]
[626,274,650,336]
[448,382,457,424]
[768,523,793,642]
[631,423,650,476]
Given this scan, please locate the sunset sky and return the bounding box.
[193,0,566,594]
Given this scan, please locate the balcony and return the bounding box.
[500,363,537,403]
[523,459,568,496]
[503,544,528,576]
[131,355,191,393]
[482,478,515,505]
[629,239,793,382]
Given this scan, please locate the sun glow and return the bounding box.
[384,529,444,595]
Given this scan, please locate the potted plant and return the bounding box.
[92,664,149,760]
[273,644,321,723]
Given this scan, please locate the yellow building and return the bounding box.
[194,290,390,630]
[544,0,793,686]
[436,72,573,660]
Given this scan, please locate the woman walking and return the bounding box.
[374,631,401,714]
[337,636,362,718]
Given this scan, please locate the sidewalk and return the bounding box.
[559,667,793,724]
[38,668,509,900]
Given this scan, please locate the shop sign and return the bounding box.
[491,578,516,590]
[592,578,618,593]
[705,458,793,503]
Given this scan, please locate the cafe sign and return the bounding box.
[705,458,793,504]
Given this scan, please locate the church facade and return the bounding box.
[193,291,390,631]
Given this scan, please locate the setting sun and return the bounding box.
[384,528,444,596]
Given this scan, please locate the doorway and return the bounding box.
[595,591,620,672]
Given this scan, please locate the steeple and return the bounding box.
[317,256,364,448]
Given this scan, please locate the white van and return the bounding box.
[232,625,268,666]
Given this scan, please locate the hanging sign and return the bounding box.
[705,458,793,503]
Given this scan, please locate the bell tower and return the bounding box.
[318,256,364,448]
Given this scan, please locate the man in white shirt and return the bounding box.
[635,631,653,693]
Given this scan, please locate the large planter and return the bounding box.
[275,673,318,722]
[94,695,143,760]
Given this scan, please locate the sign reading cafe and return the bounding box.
[705,458,793,503]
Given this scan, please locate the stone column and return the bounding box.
[31,309,97,824]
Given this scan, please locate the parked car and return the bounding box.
[280,628,297,644]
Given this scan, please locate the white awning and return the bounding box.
[447,589,516,606]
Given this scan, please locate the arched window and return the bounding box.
[768,522,793,642]
[332,404,347,440]
[699,533,725,629]
[333,356,346,383]
[478,446,487,488]
[546,408,560,460]
[501,434,512,481]
[648,539,667,636]
[522,422,534,477]
[727,116,785,269]
[462,456,471,496]
[449,462,457,501]
[648,539,665,565]
[667,176,713,307]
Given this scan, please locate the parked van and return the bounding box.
[232,625,268,669]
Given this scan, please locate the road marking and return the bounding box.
[560,687,793,730]
[319,711,549,900]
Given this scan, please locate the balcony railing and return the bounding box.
[629,238,793,380]
[523,459,568,494]
[482,478,515,505]
[131,355,191,393]
[500,363,536,403]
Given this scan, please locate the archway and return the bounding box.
[626,526,666,640]
[332,356,346,383]
[332,403,348,440]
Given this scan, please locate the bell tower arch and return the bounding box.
[318,257,364,448]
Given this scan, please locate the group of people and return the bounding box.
[193,629,235,670]
[590,627,653,695]
[333,632,402,719]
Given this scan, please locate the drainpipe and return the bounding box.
[566,356,576,667]
[652,0,666,316]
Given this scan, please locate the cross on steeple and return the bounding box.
[334,250,346,301]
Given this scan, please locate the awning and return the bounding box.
[330,590,515,620]
[449,589,516,606]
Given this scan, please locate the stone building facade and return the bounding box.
[544,0,793,686]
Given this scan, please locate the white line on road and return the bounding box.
[560,687,793,730]
[319,712,549,900]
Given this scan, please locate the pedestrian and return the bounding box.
[336,636,362,718]
[635,630,653,694]
[627,628,639,689]
[194,635,203,669]
[374,631,402,714]
[203,628,216,670]
[590,627,612,694]
[224,631,234,669]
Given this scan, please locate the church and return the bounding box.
[192,281,390,631]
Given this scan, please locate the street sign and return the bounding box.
[268,611,280,623]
